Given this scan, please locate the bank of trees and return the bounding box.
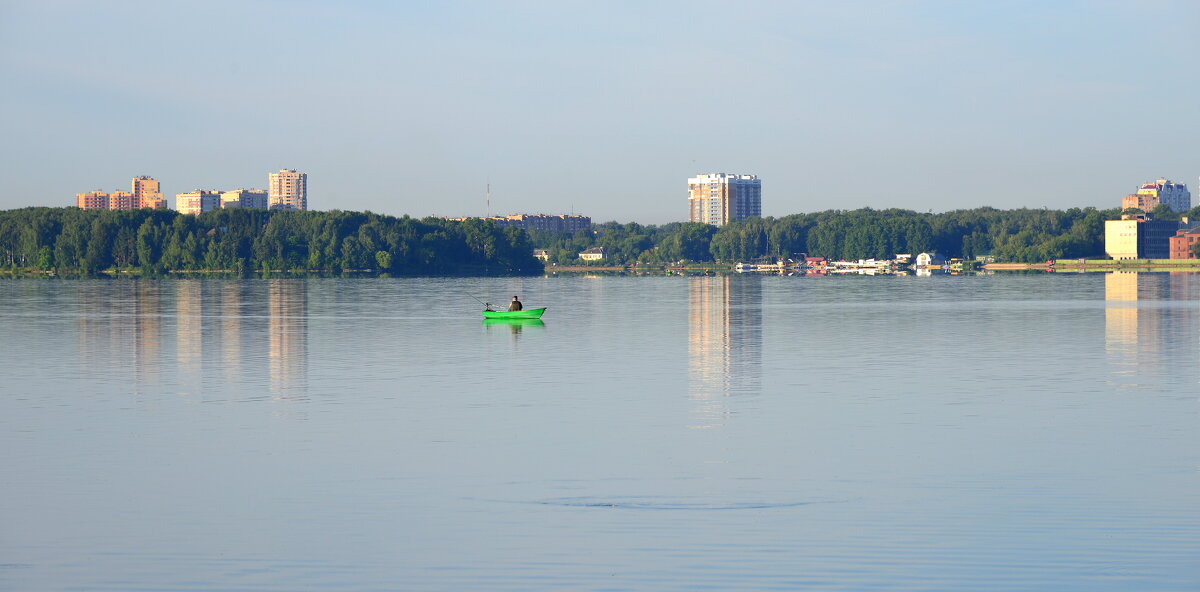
[4,204,1193,275]
[0,207,542,275]
[531,206,1154,265]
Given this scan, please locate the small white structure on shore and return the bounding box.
[915,252,947,268]
[579,247,606,261]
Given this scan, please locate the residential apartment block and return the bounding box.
[490,214,591,233]
[221,189,269,209]
[268,169,307,210]
[132,176,167,209]
[1121,178,1191,213]
[448,214,592,234]
[176,190,222,215]
[75,176,168,210]
[688,173,761,226]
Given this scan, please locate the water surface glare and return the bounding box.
[1,273,1198,591]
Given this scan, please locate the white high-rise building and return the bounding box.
[268,169,307,210]
[1122,178,1191,213]
[688,173,761,226]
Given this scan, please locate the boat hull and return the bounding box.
[481,307,546,319]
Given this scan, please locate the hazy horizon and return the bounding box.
[2,1,1197,224]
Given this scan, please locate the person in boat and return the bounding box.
[508,296,523,311]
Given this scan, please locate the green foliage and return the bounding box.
[0,207,543,275]
[530,207,1122,265]
[1,205,1129,274]
[1150,203,1180,220]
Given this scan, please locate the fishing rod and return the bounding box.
[463,292,494,310]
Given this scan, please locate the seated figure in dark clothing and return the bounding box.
[508,296,523,311]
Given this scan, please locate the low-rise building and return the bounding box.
[915,252,947,267]
[532,249,549,261]
[1105,215,1179,260]
[579,247,605,261]
[449,214,592,234]
[1169,227,1200,259]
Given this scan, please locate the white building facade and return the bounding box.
[1144,179,1190,212]
[688,173,761,226]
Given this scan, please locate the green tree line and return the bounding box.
[530,206,1200,265]
[0,207,543,275]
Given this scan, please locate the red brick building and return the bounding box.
[1169,228,1200,259]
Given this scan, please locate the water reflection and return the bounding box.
[483,317,545,340]
[687,275,762,428]
[76,280,164,392]
[1104,271,1199,383]
[220,282,243,380]
[268,280,308,398]
[175,280,203,387]
[144,279,310,402]
[133,282,162,386]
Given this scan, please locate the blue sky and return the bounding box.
[1,0,1196,223]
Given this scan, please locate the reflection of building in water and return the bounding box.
[688,275,762,427]
[176,280,204,387]
[75,281,163,390]
[269,280,308,396]
[132,281,162,384]
[220,282,243,380]
[1104,271,1178,374]
[75,282,105,372]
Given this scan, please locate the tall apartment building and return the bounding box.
[75,176,168,210]
[176,190,222,215]
[221,189,269,209]
[132,176,167,209]
[1121,178,1191,213]
[268,169,307,210]
[688,173,761,226]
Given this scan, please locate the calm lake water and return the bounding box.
[1,272,1197,591]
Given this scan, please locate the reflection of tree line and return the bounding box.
[688,276,762,427]
[77,280,308,397]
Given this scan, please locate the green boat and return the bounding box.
[481,307,546,319]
